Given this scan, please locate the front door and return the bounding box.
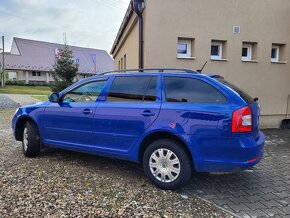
[43,79,108,148]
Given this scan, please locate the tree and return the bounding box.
[51,45,78,92]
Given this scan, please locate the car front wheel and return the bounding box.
[22,121,40,157]
[143,139,192,190]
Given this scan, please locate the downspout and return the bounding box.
[131,0,145,69]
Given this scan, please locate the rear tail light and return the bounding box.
[232,106,252,133]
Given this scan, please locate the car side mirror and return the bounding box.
[48,93,60,103]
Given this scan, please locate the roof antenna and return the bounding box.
[197,61,207,73]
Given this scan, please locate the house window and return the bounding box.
[242,42,258,62]
[124,54,126,70]
[121,57,123,70]
[271,44,287,63]
[233,26,241,34]
[271,46,279,62]
[32,71,41,77]
[211,41,226,60]
[118,61,121,70]
[241,44,252,61]
[271,44,286,63]
[177,38,194,58]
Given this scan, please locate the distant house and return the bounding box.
[1,37,113,84]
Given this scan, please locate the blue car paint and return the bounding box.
[12,72,265,172]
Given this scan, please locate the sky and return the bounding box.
[0,0,130,54]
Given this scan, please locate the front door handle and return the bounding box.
[141,110,155,117]
[83,109,93,115]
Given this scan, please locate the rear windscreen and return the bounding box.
[217,79,254,104]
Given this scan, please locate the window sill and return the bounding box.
[241,60,259,63]
[210,58,228,61]
[271,61,287,64]
[177,56,196,60]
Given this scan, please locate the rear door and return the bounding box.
[92,75,161,154]
[162,75,229,136]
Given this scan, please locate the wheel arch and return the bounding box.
[15,116,39,141]
[138,131,194,166]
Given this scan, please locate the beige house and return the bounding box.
[111,0,290,128]
[1,37,113,84]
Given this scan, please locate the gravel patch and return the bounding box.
[0,110,232,217]
[0,95,20,110]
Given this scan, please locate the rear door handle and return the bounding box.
[141,110,155,117]
[83,108,93,115]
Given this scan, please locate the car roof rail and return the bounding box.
[99,68,200,75]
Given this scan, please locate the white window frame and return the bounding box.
[211,41,223,60]
[177,39,191,58]
[241,44,252,61]
[271,45,280,63]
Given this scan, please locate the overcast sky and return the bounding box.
[0,0,130,53]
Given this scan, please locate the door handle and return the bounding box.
[83,109,93,115]
[141,110,155,117]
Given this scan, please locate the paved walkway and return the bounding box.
[1,94,40,106]
[0,95,20,109]
[184,129,290,218]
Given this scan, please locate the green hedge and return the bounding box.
[5,80,50,86]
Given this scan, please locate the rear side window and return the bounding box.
[164,77,227,104]
[107,76,157,102]
[217,79,254,104]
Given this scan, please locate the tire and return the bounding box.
[143,139,192,190]
[22,121,40,157]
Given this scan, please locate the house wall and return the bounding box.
[142,0,290,128]
[15,71,53,84]
[10,70,91,84]
[16,71,26,81]
[112,14,139,70]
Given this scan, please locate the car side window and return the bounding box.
[107,76,157,102]
[62,79,107,103]
[164,76,227,104]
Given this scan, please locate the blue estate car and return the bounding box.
[12,69,265,190]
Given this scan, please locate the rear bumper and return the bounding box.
[196,153,263,172]
[193,131,265,172]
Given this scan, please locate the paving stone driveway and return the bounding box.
[186,129,290,218]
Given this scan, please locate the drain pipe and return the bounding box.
[131,0,145,69]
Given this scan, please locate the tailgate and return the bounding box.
[214,77,260,137]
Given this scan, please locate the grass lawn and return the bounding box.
[0,85,51,95]
[31,95,48,101]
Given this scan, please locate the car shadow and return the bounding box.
[39,146,145,177]
[38,147,264,196]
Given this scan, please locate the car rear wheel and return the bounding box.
[143,139,192,190]
[22,121,40,157]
